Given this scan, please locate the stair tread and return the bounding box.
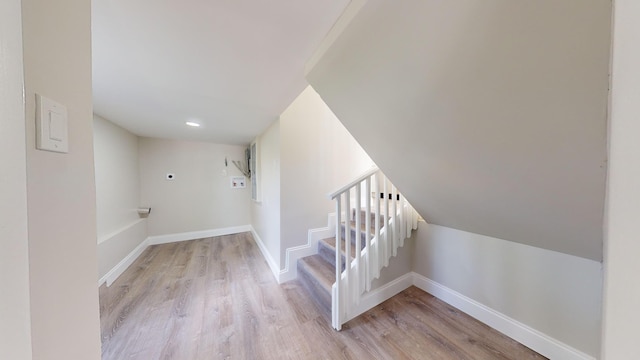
[320,237,358,258]
[344,220,380,233]
[352,208,390,222]
[298,255,335,294]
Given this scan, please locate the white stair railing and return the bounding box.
[329,167,419,330]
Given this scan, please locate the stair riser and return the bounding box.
[351,208,386,226]
[318,241,347,271]
[340,224,372,247]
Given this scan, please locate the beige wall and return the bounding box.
[139,137,251,236]
[251,120,281,265]
[93,114,141,239]
[308,0,611,261]
[0,0,32,358]
[21,0,102,358]
[602,0,640,358]
[93,115,147,280]
[413,223,602,357]
[280,86,374,266]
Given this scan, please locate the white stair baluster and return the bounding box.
[354,182,362,301]
[392,184,398,257]
[364,177,371,292]
[399,194,406,247]
[345,189,351,315]
[333,194,342,330]
[373,172,381,281]
[383,177,390,267]
[329,167,419,330]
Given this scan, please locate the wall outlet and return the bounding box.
[230,176,246,188]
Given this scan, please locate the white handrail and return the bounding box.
[331,169,419,330]
[328,166,380,200]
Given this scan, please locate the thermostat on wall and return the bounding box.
[230,176,246,188]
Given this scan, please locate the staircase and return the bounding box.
[297,217,369,317]
[297,240,342,317]
[295,168,419,330]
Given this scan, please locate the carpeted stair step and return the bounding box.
[340,221,378,245]
[351,208,387,226]
[296,254,335,314]
[294,209,391,321]
[318,237,357,270]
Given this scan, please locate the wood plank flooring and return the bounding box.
[99,232,547,360]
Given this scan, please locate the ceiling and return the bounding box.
[92,0,349,145]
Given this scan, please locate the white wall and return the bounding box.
[93,114,147,280]
[279,86,374,267]
[413,224,603,357]
[0,0,32,358]
[139,137,251,237]
[251,120,281,265]
[601,0,640,358]
[308,0,611,261]
[21,0,102,357]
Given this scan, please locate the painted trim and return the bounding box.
[99,238,149,287]
[345,272,414,322]
[146,225,251,245]
[249,226,280,281]
[411,273,595,360]
[278,213,336,283]
[97,218,145,245]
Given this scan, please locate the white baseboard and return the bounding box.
[278,213,336,283]
[411,273,595,360]
[249,226,281,281]
[262,210,593,359]
[99,225,252,287]
[99,238,149,287]
[146,225,252,245]
[346,272,414,323]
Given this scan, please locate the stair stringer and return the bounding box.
[277,213,336,283]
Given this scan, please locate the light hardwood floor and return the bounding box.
[99,232,547,360]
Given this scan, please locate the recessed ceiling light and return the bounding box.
[185,121,201,127]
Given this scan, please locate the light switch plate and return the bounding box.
[36,94,68,153]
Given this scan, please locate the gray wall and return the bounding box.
[308,0,611,261]
[413,223,602,356]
